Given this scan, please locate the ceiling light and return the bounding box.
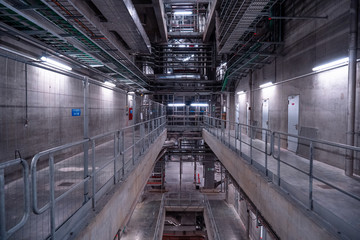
[104,81,116,87]
[174,11,192,15]
[237,91,245,95]
[191,103,209,107]
[259,82,273,88]
[90,64,104,67]
[40,56,72,71]
[312,57,349,72]
[168,103,185,107]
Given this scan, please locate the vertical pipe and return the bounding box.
[0,169,6,240]
[346,0,358,176]
[83,77,89,203]
[49,154,55,239]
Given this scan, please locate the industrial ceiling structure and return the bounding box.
[0,0,285,96]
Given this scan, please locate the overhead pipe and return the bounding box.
[346,0,358,176]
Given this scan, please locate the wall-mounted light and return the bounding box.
[40,56,72,71]
[259,82,273,88]
[174,11,192,15]
[104,81,116,87]
[312,57,349,72]
[237,91,246,95]
[127,91,135,94]
[168,103,185,107]
[191,103,209,107]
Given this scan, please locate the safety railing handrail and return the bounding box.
[153,194,166,240]
[272,131,360,152]
[204,195,221,240]
[27,115,166,239]
[202,115,360,211]
[0,158,30,240]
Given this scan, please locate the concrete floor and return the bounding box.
[206,127,360,238]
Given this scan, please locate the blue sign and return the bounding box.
[72,109,81,116]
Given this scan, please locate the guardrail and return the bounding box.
[2,116,166,240]
[0,159,29,240]
[203,115,360,237]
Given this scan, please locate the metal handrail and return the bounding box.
[153,194,166,240]
[0,158,30,240]
[202,115,360,210]
[28,115,166,239]
[204,195,221,240]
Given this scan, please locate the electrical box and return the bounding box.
[129,107,133,120]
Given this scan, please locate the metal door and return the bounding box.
[288,95,299,152]
[262,99,269,141]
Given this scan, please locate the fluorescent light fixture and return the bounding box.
[90,64,104,67]
[191,103,209,107]
[174,11,192,15]
[179,44,186,48]
[168,103,185,107]
[104,81,116,87]
[128,91,135,94]
[237,91,245,95]
[312,57,349,72]
[259,82,273,88]
[40,56,72,71]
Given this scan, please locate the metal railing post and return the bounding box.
[114,133,117,184]
[120,131,125,177]
[235,123,238,152]
[250,127,253,165]
[277,133,281,186]
[265,132,268,176]
[132,125,135,165]
[49,154,56,239]
[309,141,314,210]
[91,140,96,209]
[239,124,242,154]
[228,121,231,147]
[0,168,6,240]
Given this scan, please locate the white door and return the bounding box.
[235,103,240,123]
[288,95,299,152]
[262,99,269,141]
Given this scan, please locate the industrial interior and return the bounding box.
[0,0,359,239]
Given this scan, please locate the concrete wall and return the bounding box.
[0,56,128,163]
[75,130,166,240]
[234,0,360,170]
[203,129,338,240]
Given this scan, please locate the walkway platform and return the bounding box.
[204,126,360,239]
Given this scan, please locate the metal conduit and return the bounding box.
[346,0,358,176]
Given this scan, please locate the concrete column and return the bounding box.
[346,0,358,176]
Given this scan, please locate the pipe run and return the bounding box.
[346,0,358,176]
